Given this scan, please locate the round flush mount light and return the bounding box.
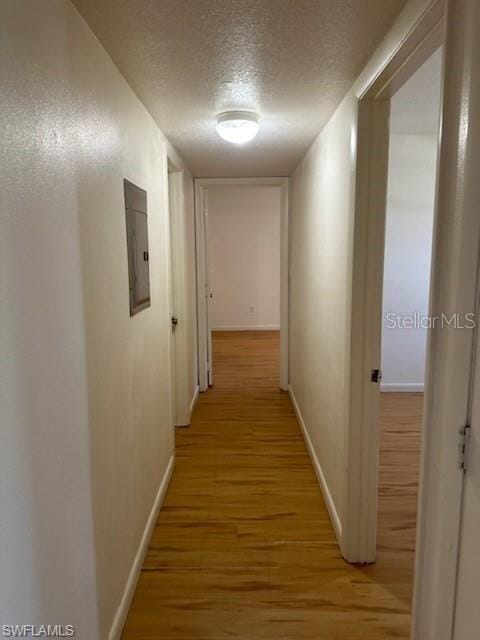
[216,111,260,145]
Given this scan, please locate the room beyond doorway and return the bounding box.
[195,177,289,392]
[208,188,281,334]
[376,47,442,612]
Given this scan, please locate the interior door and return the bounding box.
[453,332,480,639]
[204,192,213,386]
[168,173,178,418]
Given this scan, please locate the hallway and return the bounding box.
[5,0,480,636]
[122,332,413,639]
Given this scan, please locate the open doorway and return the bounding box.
[377,49,442,603]
[348,3,480,635]
[206,184,281,387]
[195,178,289,392]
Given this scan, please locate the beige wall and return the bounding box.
[289,90,358,537]
[208,186,281,330]
[0,0,195,637]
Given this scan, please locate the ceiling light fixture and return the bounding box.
[216,111,260,145]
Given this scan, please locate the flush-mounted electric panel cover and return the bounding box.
[124,179,151,316]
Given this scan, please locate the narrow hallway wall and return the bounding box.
[289,91,358,542]
[0,0,196,637]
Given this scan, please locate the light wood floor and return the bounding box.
[122,331,422,639]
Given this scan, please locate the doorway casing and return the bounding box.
[194,177,289,392]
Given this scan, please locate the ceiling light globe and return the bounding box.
[216,111,260,145]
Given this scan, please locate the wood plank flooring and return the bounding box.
[378,392,423,561]
[122,331,422,639]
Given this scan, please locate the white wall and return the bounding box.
[0,1,195,637]
[289,91,358,541]
[207,186,281,330]
[381,133,438,390]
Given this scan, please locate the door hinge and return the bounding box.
[458,425,472,471]
[371,368,382,383]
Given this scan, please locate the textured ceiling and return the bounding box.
[72,0,408,177]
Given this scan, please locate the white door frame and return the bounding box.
[347,0,480,639]
[194,177,289,392]
[165,154,191,426]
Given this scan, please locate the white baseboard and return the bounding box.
[109,456,175,640]
[212,325,280,331]
[380,382,424,392]
[189,385,199,416]
[288,385,343,545]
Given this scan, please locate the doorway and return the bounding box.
[347,1,480,638]
[377,48,442,604]
[195,178,289,392]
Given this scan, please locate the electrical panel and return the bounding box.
[124,179,151,316]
